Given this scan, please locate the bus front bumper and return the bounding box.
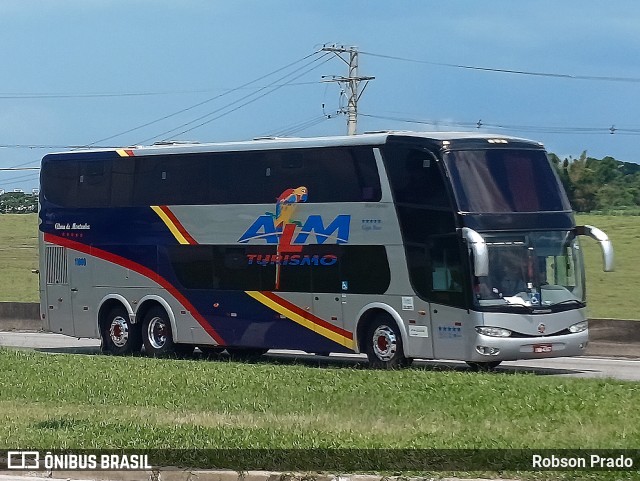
[469,329,589,362]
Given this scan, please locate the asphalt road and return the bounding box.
[1,331,639,381]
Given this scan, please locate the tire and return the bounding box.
[142,307,176,357]
[102,306,142,355]
[466,361,502,371]
[364,315,408,369]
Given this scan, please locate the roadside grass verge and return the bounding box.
[577,214,640,319]
[0,348,638,450]
[0,213,38,302]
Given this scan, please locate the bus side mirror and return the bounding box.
[462,227,489,277]
[576,225,614,272]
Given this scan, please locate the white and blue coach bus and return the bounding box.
[38,132,614,368]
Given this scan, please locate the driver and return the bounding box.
[475,262,526,299]
[497,263,526,297]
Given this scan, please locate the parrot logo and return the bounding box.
[238,185,351,290]
[274,186,307,289]
[275,186,308,228]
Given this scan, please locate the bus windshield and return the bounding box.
[444,149,572,213]
[473,231,585,311]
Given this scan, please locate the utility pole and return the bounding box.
[321,45,374,135]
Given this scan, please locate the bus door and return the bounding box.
[429,302,476,360]
[43,245,74,335]
[427,235,473,360]
[68,250,97,338]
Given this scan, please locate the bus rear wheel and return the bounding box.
[102,306,142,355]
[142,307,176,357]
[364,316,408,369]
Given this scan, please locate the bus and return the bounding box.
[38,132,614,369]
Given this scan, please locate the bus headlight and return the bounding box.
[569,321,588,333]
[475,326,512,338]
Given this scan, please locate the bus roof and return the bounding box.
[44,131,545,158]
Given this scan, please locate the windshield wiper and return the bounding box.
[550,299,586,309]
[482,303,533,313]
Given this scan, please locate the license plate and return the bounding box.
[533,343,552,353]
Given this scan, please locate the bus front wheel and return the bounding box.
[364,316,408,369]
[102,306,142,355]
[142,307,176,357]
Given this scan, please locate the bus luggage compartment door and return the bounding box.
[312,293,350,354]
[44,246,74,335]
[68,252,97,338]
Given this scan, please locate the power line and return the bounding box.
[0,167,39,171]
[0,90,206,99]
[360,113,640,136]
[0,144,113,150]
[0,82,322,100]
[360,51,640,83]
[84,50,325,147]
[0,172,39,188]
[144,52,334,143]
[266,115,332,137]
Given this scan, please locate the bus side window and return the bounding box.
[352,147,381,201]
[384,147,450,209]
[78,160,111,207]
[263,147,381,203]
[111,157,135,207]
[208,153,232,204]
[41,159,79,207]
[395,152,430,204]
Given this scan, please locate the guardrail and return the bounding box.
[0,302,41,331]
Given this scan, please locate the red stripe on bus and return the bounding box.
[43,233,224,344]
[159,205,198,245]
[260,291,353,340]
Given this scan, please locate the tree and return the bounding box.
[550,151,640,212]
[0,192,38,214]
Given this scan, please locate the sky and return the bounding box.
[2,0,640,192]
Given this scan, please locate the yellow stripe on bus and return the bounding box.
[245,291,354,350]
[151,206,190,245]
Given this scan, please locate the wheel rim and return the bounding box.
[109,316,129,348]
[147,316,168,349]
[372,325,397,361]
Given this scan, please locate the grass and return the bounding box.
[576,214,640,319]
[0,348,638,478]
[0,213,638,319]
[1,349,639,448]
[0,213,39,302]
